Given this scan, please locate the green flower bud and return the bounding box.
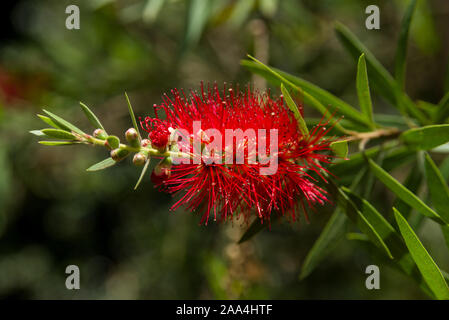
[110,148,130,162]
[133,152,147,166]
[125,128,141,148]
[93,129,108,140]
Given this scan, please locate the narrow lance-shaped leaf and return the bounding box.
[134,159,151,190]
[394,208,449,300]
[343,189,438,297]
[29,130,45,137]
[39,141,79,146]
[280,83,308,137]
[125,92,142,140]
[41,129,77,140]
[334,22,428,124]
[356,54,375,128]
[37,114,63,129]
[79,102,106,132]
[401,124,449,151]
[86,158,116,172]
[368,158,447,224]
[395,0,417,90]
[327,180,393,259]
[43,109,85,136]
[424,153,449,252]
[299,208,347,280]
[242,57,370,128]
[435,91,449,123]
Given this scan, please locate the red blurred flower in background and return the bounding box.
[141,84,335,225]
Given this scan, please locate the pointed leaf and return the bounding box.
[401,125,449,150]
[79,102,106,131]
[356,54,375,127]
[37,114,63,129]
[424,153,449,223]
[134,159,151,190]
[394,208,449,300]
[368,158,446,224]
[43,109,85,135]
[280,83,308,137]
[39,141,79,146]
[300,209,347,280]
[395,0,417,90]
[86,158,116,172]
[242,58,369,128]
[29,130,45,137]
[435,91,449,123]
[125,92,142,140]
[41,129,77,140]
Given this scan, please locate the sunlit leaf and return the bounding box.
[280,83,308,137]
[242,58,369,129]
[125,92,142,140]
[38,141,79,146]
[86,158,116,172]
[394,208,449,300]
[43,109,85,136]
[79,102,106,131]
[41,129,77,140]
[401,125,449,150]
[37,114,63,129]
[29,130,45,137]
[134,159,150,190]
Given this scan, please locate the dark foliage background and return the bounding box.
[0,0,449,299]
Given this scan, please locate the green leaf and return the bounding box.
[335,21,397,104]
[368,158,446,224]
[435,91,449,123]
[79,102,106,131]
[299,209,347,280]
[356,54,374,128]
[280,83,309,137]
[43,109,85,136]
[328,181,393,259]
[394,208,449,300]
[134,159,151,190]
[37,114,62,129]
[142,0,166,23]
[393,163,422,220]
[86,158,116,172]
[424,153,449,223]
[38,141,79,146]
[125,92,142,140]
[401,125,449,150]
[242,56,369,129]
[395,0,417,90]
[330,140,348,159]
[29,130,45,137]
[183,0,210,51]
[106,135,120,149]
[334,22,428,124]
[41,129,77,140]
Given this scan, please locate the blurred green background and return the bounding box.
[0,0,448,299]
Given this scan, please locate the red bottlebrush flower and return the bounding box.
[141,118,171,149]
[141,83,335,225]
